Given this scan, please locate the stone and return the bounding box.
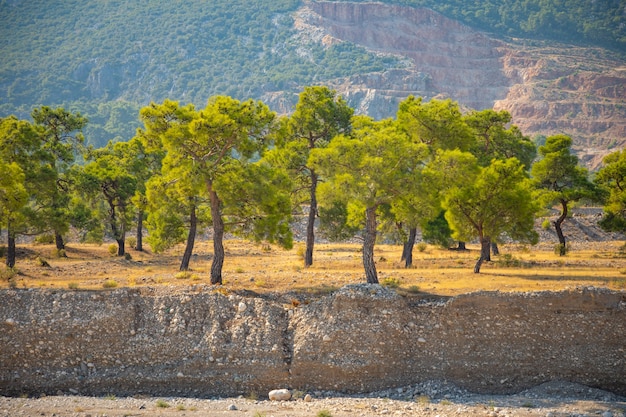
[228,404,237,410]
[268,389,291,401]
[238,302,247,313]
[304,394,312,402]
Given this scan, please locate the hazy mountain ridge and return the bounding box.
[1,0,624,164]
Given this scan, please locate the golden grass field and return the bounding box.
[2,238,626,296]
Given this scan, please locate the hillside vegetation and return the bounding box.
[0,0,624,148]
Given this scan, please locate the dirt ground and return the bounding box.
[3,238,626,298]
[2,221,626,416]
[1,380,624,417]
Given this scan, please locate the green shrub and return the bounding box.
[416,242,428,252]
[126,236,137,249]
[317,410,333,417]
[35,234,55,244]
[175,271,194,280]
[68,282,79,290]
[156,399,170,408]
[554,243,570,255]
[35,256,50,267]
[406,285,420,294]
[124,252,132,261]
[381,277,400,288]
[1,267,18,281]
[496,253,521,268]
[108,244,118,256]
[541,219,552,230]
[55,249,67,258]
[103,279,118,288]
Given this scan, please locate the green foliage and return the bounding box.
[102,279,118,288]
[155,399,170,408]
[317,410,333,417]
[349,0,626,52]
[596,149,626,233]
[421,211,454,248]
[427,152,540,272]
[34,234,55,245]
[0,267,18,281]
[0,0,402,148]
[318,200,362,242]
[108,244,118,256]
[381,277,401,288]
[126,236,137,250]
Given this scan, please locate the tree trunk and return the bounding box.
[404,227,417,268]
[398,223,406,262]
[363,206,379,284]
[54,231,65,251]
[457,241,467,251]
[136,211,144,252]
[304,171,318,267]
[6,230,16,268]
[208,184,225,285]
[116,238,125,257]
[180,204,197,271]
[108,200,125,256]
[491,242,500,256]
[554,198,568,256]
[474,236,491,274]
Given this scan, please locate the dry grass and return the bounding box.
[1,240,625,296]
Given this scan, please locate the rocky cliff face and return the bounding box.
[279,1,626,169]
[1,286,625,397]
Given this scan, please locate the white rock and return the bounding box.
[322,335,331,342]
[5,318,16,326]
[268,389,291,401]
[418,337,426,343]
[238,302,247,313]
[304,394,312,402]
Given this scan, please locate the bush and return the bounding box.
[55,249,67,258]
[381,277,400,288]
[0,267,18,281]
[156,399,170,408]
[416,242,428,252]
[34,234,55,244]
[108,244,118,256]
[103,279,118,288]
[554,243,570,255]
[496,253,521,268]
[541,219,552,230]
[35,256,50,267]
[126,236,137,249]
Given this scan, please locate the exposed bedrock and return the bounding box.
[0,285,624,397]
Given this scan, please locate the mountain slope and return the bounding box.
[0,0,624,165]
[286,2,626,169]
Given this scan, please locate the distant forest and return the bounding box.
[377,0,626,50]
[1,0,624,148]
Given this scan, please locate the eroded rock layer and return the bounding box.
[1,286,624,397]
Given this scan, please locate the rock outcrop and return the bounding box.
[278,1,626,169]
[1,286,624,397]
